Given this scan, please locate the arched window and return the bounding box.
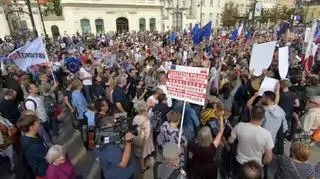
[80,19,91,34]
[149,18,156,32]
[116,17,129,32]
[139,18,146,32]
[95,19,104,33]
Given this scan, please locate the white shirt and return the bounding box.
[79,67,93,85]
[230,122,274,166]
[25,95,48,123]
[158,84,172,107]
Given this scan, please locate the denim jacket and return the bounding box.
[72,90,88,120]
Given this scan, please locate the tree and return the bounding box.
[279,6,295,21]
[43,0,62,16]
[221,2,240,27]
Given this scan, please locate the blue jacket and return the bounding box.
[20,135,49,177]
[173,104,200,143]
[72,90,88,120]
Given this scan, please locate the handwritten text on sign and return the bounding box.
[166,65,209,106]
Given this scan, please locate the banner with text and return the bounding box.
[166,65,209,106]
[8,37,48,71]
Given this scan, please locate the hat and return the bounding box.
[163,143,179,160]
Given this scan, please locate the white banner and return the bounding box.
[254,4,262,17]
[249,41,277,76]
[278,46,289,79]
[8,37,48,71]
[259,77,279,96]
[306,22,318,60]
[304,27,311,43]
[166,65,209,106]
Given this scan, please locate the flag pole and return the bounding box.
[177,100,186,149]
[48,61,57,84]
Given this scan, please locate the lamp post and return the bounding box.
[36,0,48,39]
[24,0,38,37]
[198,0,203,27]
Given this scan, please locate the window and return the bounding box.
[210,0,213,6]
[95,19,104,33]
[149,18,156,32]
[139,18,146,32]
[202,0,205,6]
[80,19,91,34]
[217,0,220,7]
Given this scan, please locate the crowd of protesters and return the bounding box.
[0,23,319,179]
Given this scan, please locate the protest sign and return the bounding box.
[8,37,48,71]
[304,27,311,43]
[166,65,209,106]
[278,46,289,79]
[249,41,277,76]
[259,77,278,96]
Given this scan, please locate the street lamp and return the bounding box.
[198,0,203,27]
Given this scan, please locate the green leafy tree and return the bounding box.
[221,2,240,27]
[279,6,295,21]
[43,0,62,16]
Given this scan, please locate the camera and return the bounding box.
[94,113,138,148]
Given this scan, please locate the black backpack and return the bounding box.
[15,141,35,179]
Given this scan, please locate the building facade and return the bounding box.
[0,0,224,38]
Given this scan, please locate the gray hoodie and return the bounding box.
[263,105,288,142]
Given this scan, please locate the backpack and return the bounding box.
[150,111,164,133]
[15,141,36,179]
[43,96,56,114]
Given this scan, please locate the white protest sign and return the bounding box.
[166,65,209,106]
[304,27,311,43]
[259,77,278,96]
[8,37,48,71]
[278,46,289,79]
[312,43,319,57]
[306,22,318,60]
[249,41,277,76]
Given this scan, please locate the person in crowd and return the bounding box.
[42,85,59,138]
[92,74,106,100]
[45,145,76,179]
[173,102,200,143]
[243,161,263,179]
[17,113,49,178]
[2,65,24,103]
[93,128,139,179]
[38,72,58,97]
[229,106,274,178]
[62,77,74,113]
[157,111,187,167]
[0,89,21,124]
[279,79,299,140]
[157,72,172,107]
[132,101,154,173]
[79,60,94,102]
[146,88,162,110]
[25,83,52,145]
[94,99,111,128]
[155,143,186,179]
[306,75,320,98]
[127,69,137,100]
[189,112,224,179]
[277,143,315,179]
[253,90,287,155]
[294,96,320,146]
[0,115,15,170]
[113,75,130,113]
[152,93,170,122]
[71,79,88,129]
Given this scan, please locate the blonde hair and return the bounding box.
[134,101,147,114]
[167,111,181,123]
[45,145,66,164]
[291,143,311,162]
[196,126,213,147]
[71,79,82,91]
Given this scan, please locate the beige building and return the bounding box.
[278,0,295,7]
[0,0,226,38]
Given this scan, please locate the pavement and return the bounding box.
[1,109,319,179]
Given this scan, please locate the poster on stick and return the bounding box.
[166,65,209,106]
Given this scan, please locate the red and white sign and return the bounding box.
[166,65,209,106]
